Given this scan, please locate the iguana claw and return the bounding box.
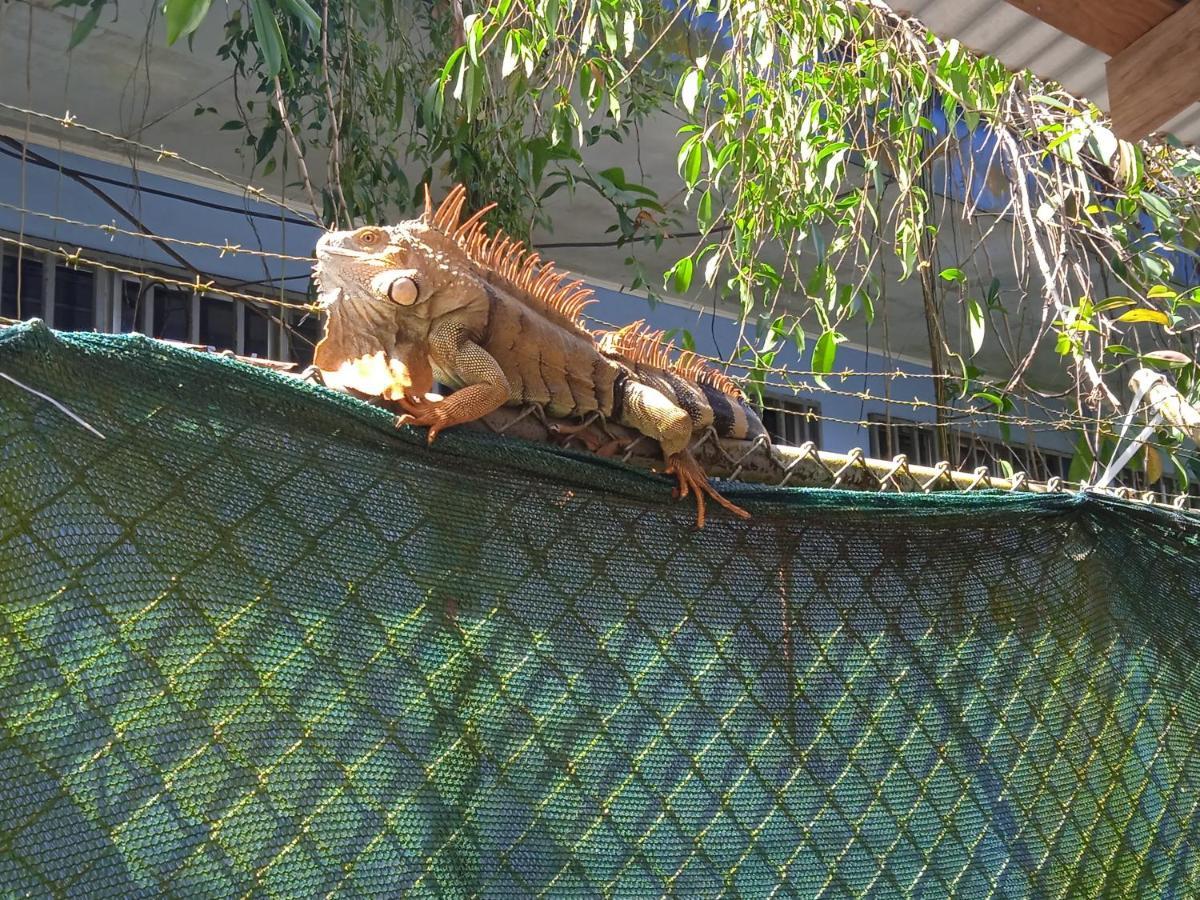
[395,406,451,444]
[667,452,750,529]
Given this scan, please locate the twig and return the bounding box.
[272,77,323,221]
[0,370,106,439]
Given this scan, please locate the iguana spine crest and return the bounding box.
[604,320,745,400]
[422,185,595,333]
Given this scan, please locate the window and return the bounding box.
[199,296,236,351]
[154,288,192,341]
[761,397,821,447]
[956,432,1071,482]
[244,305,271,357]
[53,266,95,331]
[117,280,145,333]
[288,313,321,367]
[1,252,44,320]
[868,415,936,466]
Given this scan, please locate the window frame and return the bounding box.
[761,395,822,448]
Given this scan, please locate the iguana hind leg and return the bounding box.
[620,380,749,527]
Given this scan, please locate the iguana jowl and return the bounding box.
[311,184,768,527]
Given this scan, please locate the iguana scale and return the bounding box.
[311,184,768,527]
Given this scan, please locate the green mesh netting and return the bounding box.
[2,321,1199,897]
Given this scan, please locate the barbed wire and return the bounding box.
[5,231,1189,445]
[0,102,325,229]
[0,201,314,263]
[0,234,314,312]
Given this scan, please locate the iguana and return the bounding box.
[311,184,767,527]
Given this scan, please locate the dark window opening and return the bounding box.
[244,305,271,357]
[154,289,192,342]
[118,280,145,333]
[868,415,936,467]
[956,432,1071,482]
[53,266,95,331]
[761,397,822,448]
[199,296,236,351]
[2,253,44,321]
[288,313,321,367]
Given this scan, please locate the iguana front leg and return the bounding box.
[395,319,510,443]
[620,380,750,527]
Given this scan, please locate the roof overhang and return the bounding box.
[896,0,1200,143]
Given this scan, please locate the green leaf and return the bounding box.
[68,1,104,49]
[165,0,211,44]
[812,329,843,381]
[1146,444,1163,486]
[966,298,986,356]
[501,32,520,79]
[1095,296,1135,312]
[1142,349,1193,367]
[248,0,287,76]
[1147,284,1177,300]
[1117,308,1171,325]
[680,68,701,115]
[666,257,694,294]
[681,139,702,188]
[938,267,965,284]
[280,0,321,36]
[697,190,713,232]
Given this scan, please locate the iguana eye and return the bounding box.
[355,227,388,249]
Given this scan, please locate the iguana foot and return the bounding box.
[394,382,508,445]
[395,398,453,444]
[666,452,750,529]
[395,409,451,444]
[393,392,439,416]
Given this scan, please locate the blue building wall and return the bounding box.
[0,139,1076,461]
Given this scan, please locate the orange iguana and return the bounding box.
[311,184,768,527]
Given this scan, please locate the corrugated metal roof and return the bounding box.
[893,0,1200,144]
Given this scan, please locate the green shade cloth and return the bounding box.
[1,322,1198,897]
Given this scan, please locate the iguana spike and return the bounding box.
[433,184,467,229]
[468,227,489,256]
[419,182,595,334]
[552,279,585,305]
[431,184,457,227]
[533,266,559,296]
[519,253,541,287]
[501,245,522,279]
[671,350,744,398]
[443,191,469,232]
[565,293,595,320]
[423,184,434,223]
[455,202,498,240]
[489,234,511,269]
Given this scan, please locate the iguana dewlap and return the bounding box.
[311,184,766,527]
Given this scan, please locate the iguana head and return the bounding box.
[313,223,436,313]
[311,220,483,396]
